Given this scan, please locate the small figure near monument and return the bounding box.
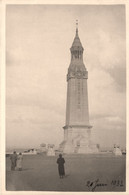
[47,144,55,156]
[10,151,17,171]
[113,145,122,156]
[57,154,65,178]
[16,153,23,171]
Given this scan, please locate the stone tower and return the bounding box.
[60,22,98,154]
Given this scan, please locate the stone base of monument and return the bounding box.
[60,126,100,154]
[77,138,99,154]
[77,144,99,154]
[60,139,99,154]
[63,141,75,154]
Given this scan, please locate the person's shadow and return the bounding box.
[22,168,34,171]
[7,168,34,172]
[64,174,70,178]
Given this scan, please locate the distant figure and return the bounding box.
[10,151,17,171]
[57,154,65,178]
[113,146,122,156]
[17,153,23,171]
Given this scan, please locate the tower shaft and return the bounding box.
[66,63,89,127]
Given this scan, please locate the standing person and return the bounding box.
[17,153,23,171]
[10,151,17,171]
[57,154,65,178]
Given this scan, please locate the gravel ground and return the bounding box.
[6,153,126,192]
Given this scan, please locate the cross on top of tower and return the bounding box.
[76,20,78,37]
[76,20,78,28]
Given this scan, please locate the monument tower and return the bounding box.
[60,21,98,154]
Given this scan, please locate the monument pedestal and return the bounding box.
[78,143,99,154]
[77,138,92,154]
[63,140,75,154]
[60,126,99,154]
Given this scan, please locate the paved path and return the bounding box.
[6,153,126,191]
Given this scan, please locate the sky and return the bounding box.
[6,4,126,149]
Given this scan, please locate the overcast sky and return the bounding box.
[6,4,126,149]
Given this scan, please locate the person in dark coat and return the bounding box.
[57,154,65,178]
[10,151,17,171]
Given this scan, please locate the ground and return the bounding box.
[6,153,126,192]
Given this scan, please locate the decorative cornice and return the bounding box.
[67,70,88,81]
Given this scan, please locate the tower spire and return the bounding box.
[70,20,83,61]
[71,20,83,48]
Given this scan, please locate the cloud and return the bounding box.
[89,68,125,118]
[106,66,126,92]
[6,5,126,149]
[90,114,126,148]
[6,104,64,148]
[84,22,126,93]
